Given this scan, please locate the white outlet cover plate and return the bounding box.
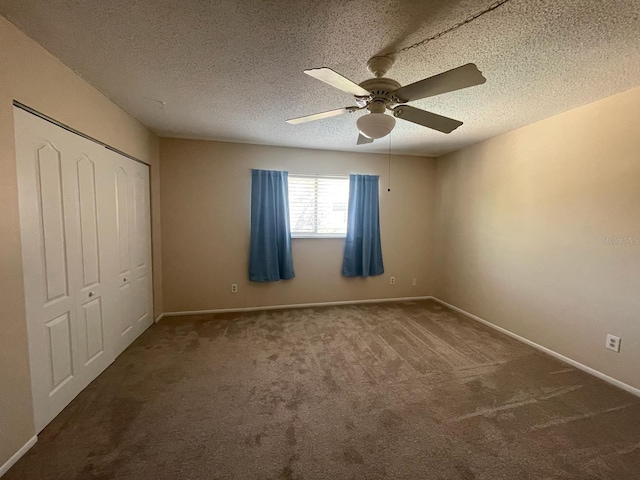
[606,334,621,352]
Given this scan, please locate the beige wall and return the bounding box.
[160,139,436,312]
[0,17,162,466]
[434,86,640,390]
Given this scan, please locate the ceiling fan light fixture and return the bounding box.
[356,113,396,139]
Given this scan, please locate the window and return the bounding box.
[288,174,349,237]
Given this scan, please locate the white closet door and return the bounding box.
[110,151,153,355]
[15,108,153,432]
[15,109,114,431]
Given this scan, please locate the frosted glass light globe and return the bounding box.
[356,113,396,139]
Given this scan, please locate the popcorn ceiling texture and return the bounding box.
[1,0,639,157]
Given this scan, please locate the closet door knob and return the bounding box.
[123,277,127,282]
[88,291,95,297]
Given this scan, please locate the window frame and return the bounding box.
[288,173,349,239]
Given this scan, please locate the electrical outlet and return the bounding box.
[605,334,621,352]
[412,278,417,286]
[231,283,238,293]
[390,276,396,285]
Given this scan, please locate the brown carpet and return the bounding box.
[6,300,640,479]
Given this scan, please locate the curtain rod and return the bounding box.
[249,169,350,177]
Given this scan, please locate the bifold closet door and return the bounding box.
[110,150,153,356]
[15,107,153,432]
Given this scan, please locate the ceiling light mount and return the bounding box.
[367,56,395,78]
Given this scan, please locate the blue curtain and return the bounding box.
[249,169,295,282]
[342,174,384,278]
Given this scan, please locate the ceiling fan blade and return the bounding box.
[286,107,351,125]
[304,68,370,96]
[391,63,486,102]
[357,133,374,145]
[393,105,463,134]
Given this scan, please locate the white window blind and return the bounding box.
[288,174,349,237]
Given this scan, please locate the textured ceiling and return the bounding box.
[1,0,639,157]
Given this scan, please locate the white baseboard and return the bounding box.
[0,436,37,477]
[159,296,434,319]
[431,297,640,398]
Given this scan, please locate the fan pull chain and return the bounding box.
[391,0,511,56]
[387,133,392,192]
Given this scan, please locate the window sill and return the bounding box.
[292,234,346,239]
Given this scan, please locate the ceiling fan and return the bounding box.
[286,56,486,144]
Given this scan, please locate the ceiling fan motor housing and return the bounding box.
[357,77,402,109]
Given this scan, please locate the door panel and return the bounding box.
[115,164,135,349]
[76,156,100,288]
[119,282,133,336]
[37,143,69,302]
[111,153,153,354]
[132,168,151,327]
[81,297,104,364]
[74,152,110,379]
[135,274,149,322]
[17,118,84,430]
[115,168,130,275]
[133,172,146,269]
[46,312,73,392]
